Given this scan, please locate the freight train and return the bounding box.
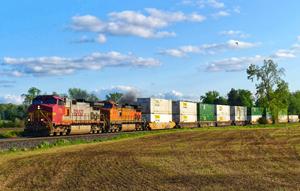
[25,95,299,136]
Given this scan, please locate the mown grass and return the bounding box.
[0,126,299,191]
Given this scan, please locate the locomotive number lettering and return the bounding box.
[73,109,84,116]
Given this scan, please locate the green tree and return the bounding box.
[201,91,228,105]
[227,88,253,107]
[247,59,289,123]
[22,87,41,105]
[288,91,300,114]
[106,92,123,103]
[68,88,99,102]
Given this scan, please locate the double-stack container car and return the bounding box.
[172,101,197,128]
[216,105,231,126]
[137,98,175,130]
[230,106,247,125]
[197,103,216,127]
[248,107,264,124]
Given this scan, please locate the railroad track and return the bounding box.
[0,132,133,151]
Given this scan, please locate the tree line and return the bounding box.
[0,59,299,127]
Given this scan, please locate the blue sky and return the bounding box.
[1,0,300,104]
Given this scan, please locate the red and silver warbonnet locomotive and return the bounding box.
[25,95,144,136]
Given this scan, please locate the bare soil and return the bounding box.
[0,128,300,191]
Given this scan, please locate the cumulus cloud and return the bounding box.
[155,90,198,101]
[94,85,140,100]
[160,40,258,57]
[204,36,300,73]
[182,0,225,9]
[272,49,296,59]
[206,55,264,72]
[0,94,24,104]
[219,30,250,38]
[70,8,205,39]
[2,52,160,77]
[71,34,107,44]
[212,10,230,18]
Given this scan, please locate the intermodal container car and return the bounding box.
[137,98,175,130]
[172,101,197,128]
[230,106,247,125]
[216,105,231,126]
[197,103,216,127]
[247,107,264,124]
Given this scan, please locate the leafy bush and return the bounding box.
[258,117,269,125]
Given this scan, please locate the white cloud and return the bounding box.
[182,0,225,9]
[206,55,264,72]
[160,40,258,57]
[205,35,300,73]
[96,34,107,44]
[71,34,106,44]
[94,85,140,100]
[2,52,160,76]
[297,36,300,42]
[0,94,24,104]
[213,10,230,18]
[70,8,205,39]
[273,49,296,59]
[219,30,250,38]
[155,90,198,101]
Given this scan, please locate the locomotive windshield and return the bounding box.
[32,97,57,105]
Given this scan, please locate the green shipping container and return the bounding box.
[248,107,264,116]
[197,103,216,122]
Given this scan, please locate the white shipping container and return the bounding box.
[278,115,288,123]
[173,114,197,123]
[248,115,262,124]
[216,105,231,122]
[289,115,299,123]
[137,98,172,114]
[142,114,173,123]
[231,106,247,122]
[172,101,197,115]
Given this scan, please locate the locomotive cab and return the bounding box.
[25,95,66,136]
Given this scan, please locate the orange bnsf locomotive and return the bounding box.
[25,95,144,136]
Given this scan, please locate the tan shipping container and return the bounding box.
[137,98,172,114]
[289,115,299,123]
[172,101,197,115]
[173,114,197,123]
[142,114,172,123]
[231,106,247,122]
[278,115,288,123]
[216,105,230,122]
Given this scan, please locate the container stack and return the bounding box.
[230,106,247,125]
[197,103,216,127]
[137,98,175,129]
[172,101,197,127]
[216,105,231,126]
[248,107,263,124]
